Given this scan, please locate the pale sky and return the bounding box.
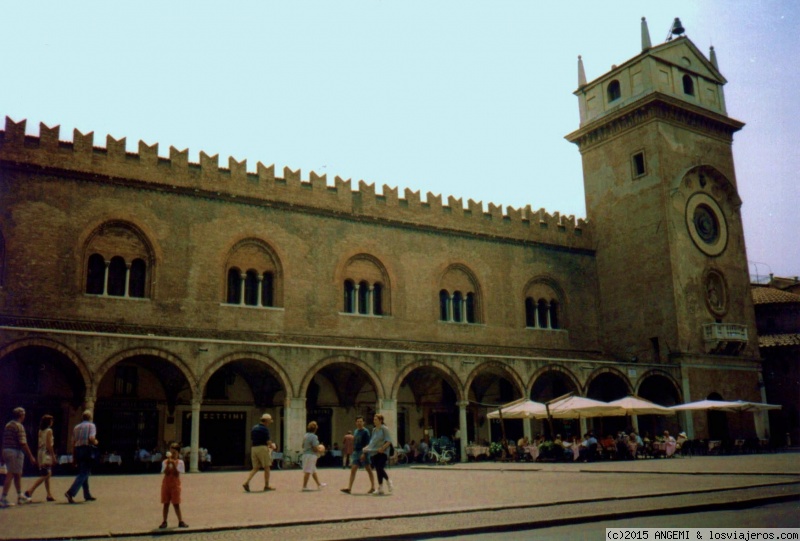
[3,1,798,279]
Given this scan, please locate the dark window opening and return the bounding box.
[607,80,621,102]
[373,283,383,316]
[453,291,463,323]
[261,272,274,307]
[114,365,138,397]
[107,256,127,296]
[358,280,369,314]
[244,270,259,306]
[227,268,241,304]
[682,74,694,96]
[466,292,476,323]
[537,299,549,328]
[633,152,646,177]
[129,258,146,298]
[525,297,536,327]
[86,253,106,294]
[439,290,449,321]
[344,280,355,313]
[650,336,660,362]
[550,300,560,329]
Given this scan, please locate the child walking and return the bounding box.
[159,443,188,529]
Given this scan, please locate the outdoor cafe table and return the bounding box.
[465,445,490,459]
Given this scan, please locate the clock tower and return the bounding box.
[566,18,764,437]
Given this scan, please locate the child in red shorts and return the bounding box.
[159,443,188,529]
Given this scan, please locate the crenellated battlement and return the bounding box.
[0,117,592,250]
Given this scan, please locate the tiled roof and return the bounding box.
[751,287,800,305]
[759,333,800,348]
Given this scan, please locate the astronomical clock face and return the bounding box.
[685,192,728,257]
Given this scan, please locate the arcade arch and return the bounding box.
[466,362,524,444]
[586,368,632,436]
[530,366,581,438]
[637,371,682,437]
[0,343,88,460]
[394,361,462,448]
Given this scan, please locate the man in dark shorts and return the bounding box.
[340,415,375,494]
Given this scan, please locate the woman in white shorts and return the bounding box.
[301,421,326,491]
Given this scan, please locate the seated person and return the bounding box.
[676,431,688,452]
[578,432,598,462]
[601,434,615,451]
[663,431,677,457]
[626,432,639,459]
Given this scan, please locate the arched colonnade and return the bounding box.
[0,337,688,471]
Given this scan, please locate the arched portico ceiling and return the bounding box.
[0,341,88,407]
[200,351,293,400]
[465,361,524,404]
[301,355,384,403]
[529,364,580,402]
[635,370,682,406]
[585,367,632,401]
[96,347,195,398]
[392,359,463,405]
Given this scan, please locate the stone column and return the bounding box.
[102,260,110,296]
[190,398,201,473]
[123,263,131,298]
[680,369,695,438]
[447,294,454,322]
[458,401,468,462]
[239,274,246,306]
[285,398,307,459]
[367,285,374,316]
[257,275,264,307]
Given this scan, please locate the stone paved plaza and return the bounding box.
[1,454,798,540]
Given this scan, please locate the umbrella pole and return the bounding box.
[499,409,510,459]
[545,404,554,440]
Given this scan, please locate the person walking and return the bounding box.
[159,443,188,529]
[341,430,354,469]
[1,407,37,507]
[64,410,98,504]
[24,414,56,502]
[362,413,393,496]
[301,421,326,491]
[243,413,277,492]
[340,415,375,494]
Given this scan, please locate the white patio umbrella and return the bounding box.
[605,395,676,416]
[536,395,619,419]
[670,400,781,412]
[487,398,548,419]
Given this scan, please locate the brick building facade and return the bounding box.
[0,23,765,470]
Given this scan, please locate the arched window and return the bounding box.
[227,268,242,304]
[225,238,283,308]
[244,270,259,306]
[358,280,370,315]
[107,256,127,297]
[440,289,450,321]
[524,279,566,332]
[373,283,383,316]
[86,253,106,295]
[344,280,356,313]
[261,271,274,307]
[341,254,391,317]
[439,265,481,324]
[83,221,154,299]
[607,79,621,102]
[682,74,694,96]
[129,258,147,298]
[525,297,536,327]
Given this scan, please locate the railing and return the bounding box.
[703,323,748,354]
